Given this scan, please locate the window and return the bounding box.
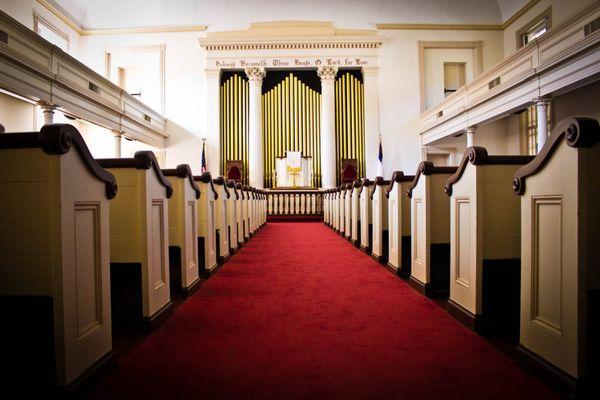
[443,62,466,97]
[520,101,552,156]
[33,14,69,53]
[517,8,552,49]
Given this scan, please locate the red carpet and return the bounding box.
[89,223,557,400]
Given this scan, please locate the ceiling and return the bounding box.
[48,0,530,31]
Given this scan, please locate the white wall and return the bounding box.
[79,31,205,172]
[0,92,36,132]
[378,28,504,175]
[424,48,474,110]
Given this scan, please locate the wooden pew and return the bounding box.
[0,124,117,393]
[97,151,174,333]
[443,147,533,331]
[226,180,239,254]
[194,173,218,277]
[344,183,353,240]
[324,190,330,226]
[512,117,600,396]
[249,187,256,235]
[241,185,251,241]
[162,164,202,298]
[235,183,246,245]
[370,177,391,264]
[407,162,457,297]
[213,177,230,265]
[359,178,374,254]
[350,181,362,247]
[386,171,415,277]
[332,188,339,231]
[338,184,347,236]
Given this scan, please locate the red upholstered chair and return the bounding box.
[341,159,358,183]
[226,161,243,182]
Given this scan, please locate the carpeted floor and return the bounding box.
[88,222,558,400]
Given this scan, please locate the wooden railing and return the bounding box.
[267,190,323,215]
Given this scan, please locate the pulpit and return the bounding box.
[275,151,313,188]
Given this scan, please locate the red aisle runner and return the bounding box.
[89,223,557,400]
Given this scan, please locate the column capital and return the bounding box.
[317,66,338,82]
[38,101,57,113]
[245,67,266,83]
[533,96,551,107]
[112,130,123,138]
[465,125,477,134]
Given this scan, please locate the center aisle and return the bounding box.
[90,223,556,399]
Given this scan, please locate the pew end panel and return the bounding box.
[409,163,456,297]
[213,178,231,264]
[226,181,239,253]
[351,182,362,247]
[371,179,390,264]
[164,166,201,298]
[101,152,173,332]
[386,173,414,276]
[359,179,373,253]
[195,174,218,276]
[344,184,353,239]
[0,124,117,391]
[513,117,600,394]
[445,149,531,331]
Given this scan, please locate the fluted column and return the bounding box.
[245,67,266,188]
[535,97,550,153]
[318,66,338,188]
[466,125,477,147]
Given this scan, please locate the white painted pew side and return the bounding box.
[386,171,415,276]
[98,151,173,333]
[0,124,117,391]
[408,162,458,297]
[235,183,245,245]
[242,185,250,240]
[350,181,362,247]
[194,173,218,277]
[512,117,600,396]
[226,180,240,253]
[370,177,390,264]
[163,164,202,298]
[213,177,231,264]
[338,185,346,236]
[443,147,533,331]
[359,178,374,254]
[344,183,352,240]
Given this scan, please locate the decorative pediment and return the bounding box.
[199,21,383,51]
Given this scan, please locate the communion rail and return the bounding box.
[267,190,323,216]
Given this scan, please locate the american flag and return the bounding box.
[377,135,384,177]
[201,139,207,173]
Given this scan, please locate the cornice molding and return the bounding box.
[376,0,542,32]
[199,37,383,51]
[35,0,207,36]
[376,23,502,31]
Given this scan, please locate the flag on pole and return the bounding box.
[377,135,384,177]
[201,138,208,173]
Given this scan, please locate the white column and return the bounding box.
[535,97,550,153]
[204,69,221,175]
[40,103,56,125]
[466,126,477,147]
[318,66,338,188]
[113,131,122,158]
[363,67,380,178]
[245,67,266,188]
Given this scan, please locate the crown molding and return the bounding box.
[36,0,207,36]
[376,23,502,31]
[501,0,541,30]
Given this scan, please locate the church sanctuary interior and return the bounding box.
[2,0,600,398]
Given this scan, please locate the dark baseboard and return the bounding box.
[446,299,483,331]
[516,344,578,398]
[141,301,173,335]
[218,252,231,265]
[407,276,429,296]
[384,263,399,276]
[62,348,117,398]
[353,239,360,248]
[370,252,386,264]
[360,244,372,255]
[202,263,222,279]
[181,277,203,299]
